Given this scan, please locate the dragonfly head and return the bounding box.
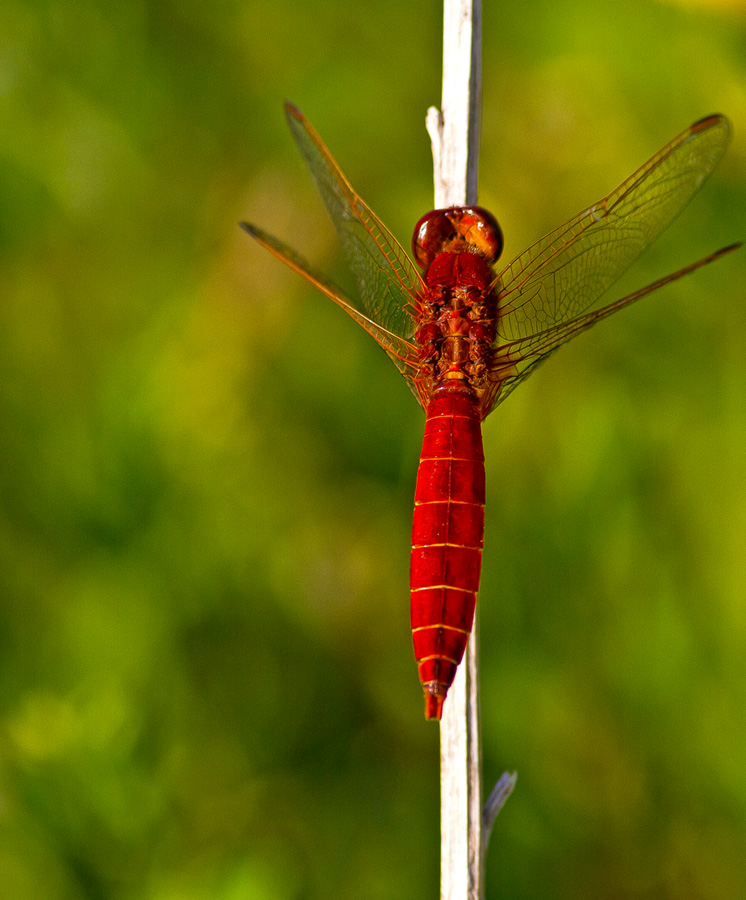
[412,206,504,271]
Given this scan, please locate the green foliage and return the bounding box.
[1,0,745,897]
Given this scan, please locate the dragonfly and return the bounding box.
[242,103,737,720]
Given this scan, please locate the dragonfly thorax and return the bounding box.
[415,251,499,391]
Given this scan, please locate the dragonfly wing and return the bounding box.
[479,242,739,416]
[284,103,425,341]
[495,115,731,343]
[241,222,422,396]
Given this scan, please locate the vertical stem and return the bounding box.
[428,0,482,208]
[426,2,483,898]
[439,619,482,900]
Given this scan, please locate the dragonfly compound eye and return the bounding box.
[412,206,504,269]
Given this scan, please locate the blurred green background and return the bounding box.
[1,0,745,897]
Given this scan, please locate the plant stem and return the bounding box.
[426,3,516,897]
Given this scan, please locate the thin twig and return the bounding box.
[427,2,515,898]
[427,3,483,899]
[427,0,481,207]
[481,771,518,876]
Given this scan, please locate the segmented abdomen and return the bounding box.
[410,386,485,720]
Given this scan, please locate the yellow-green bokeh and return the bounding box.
[1,0,745,898]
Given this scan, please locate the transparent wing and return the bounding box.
[284,102,425,341]
[476,115,733,417]
[478,243,739,416]
[495,115,731,342]
[240,222,423,398]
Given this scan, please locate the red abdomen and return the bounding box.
[410,384,485,719]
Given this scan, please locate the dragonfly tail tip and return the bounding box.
[424,691,445,720]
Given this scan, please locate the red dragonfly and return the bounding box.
[242,104,736,720]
